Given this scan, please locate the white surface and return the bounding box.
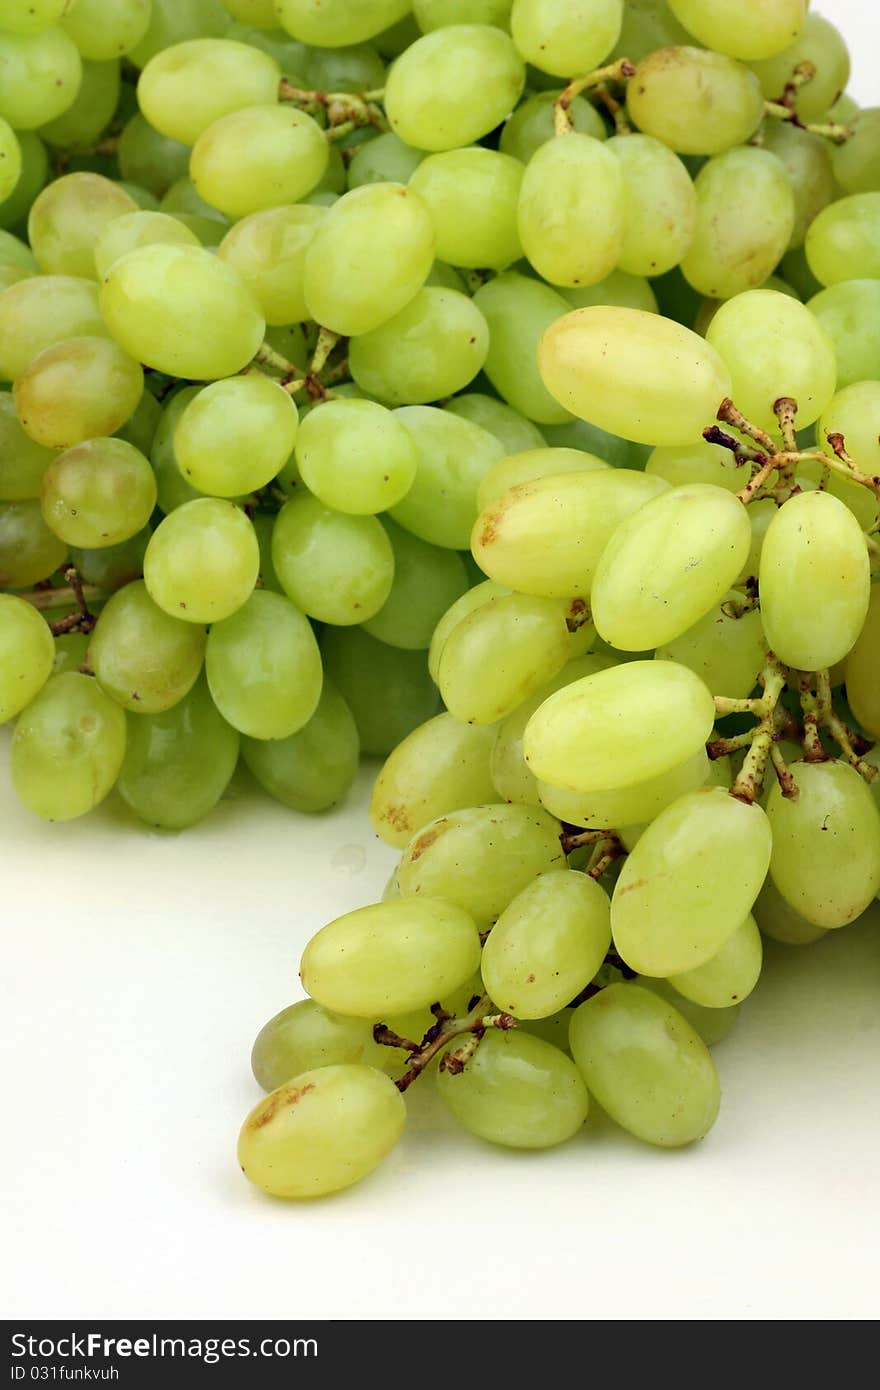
[3,4,880,1324]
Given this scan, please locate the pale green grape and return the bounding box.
[28,173,136,279]
[845,584,880,739]
[761,121,835,250]
[129,0,230,66]
[301,897,481,1018]
[144,498,259,624]
[471,467,669,597]
[252,1000,386,1092]
[272,494,393,625]
[238,1063,405,1200]
[0,26,82,130]
[275,0,410,46]
[752,875,827,946]
[117,674,239,829]
[415,0,511,29]
[499,89,605,164]
[99,244,265,380]
[646,440,742,493]
[61,0,150,58]
[438,592,570,725]
[93,211,199,280]
[205,589,321,740]
[628,46,763,155]
[322,624,440,755]
[293,399,417,517]
[347,131,425,188]
[118,185,161,213]
[304,41,385,93]
[38,58,121,156]
[0,118,22,203]
[88,580,205,714]
[522,658,711,795]
[517,134,624,289]
[223,0,279,27]
[11,670,126,820]
[0,593,54,723]
[303,183,434,337]
[0,265,33,291]
[569,982,720,1146]
[174,375,298,498]
[0,275,107,382]
[398,804,564,929]
[538,745,711,832]
[241,677,359,814]
[445,396,544,458]
[0,130,48,229]
[0,394,55,501]
[635,973,739,1046]
[831,108,880,196]
[767,760,880,928]
[70,527,150,592]
[0,229,36,271]
[476,447,607,511]
[369,712,496,849]
[668,0,805,61]
[511,0,621,77]
[39,437,155,547]
[682,149,795,300]
[540,417,650,469]
[482,870,610,1019]
[150,386,204,514]
[427,579,508,683]
[408,147,522,271]
[669,913,762,1009]
[473,273,572,426]
[389,406,504,549]
[384,25,524,152]
[805,193,880,286]
[217,204,324,326]
[0,0,71,33]
[159,176,227,224]
[656,593,766,701]
[759,491,869,671]
[437,1030,588,1149]
[538,307,732,446]
[137,38,280,146]
[750,12,850,122]
[14,337,143,450]
[0,498,67,585]
[610,786,772,976]
[606,133,696,278]
[117,113,191,199]
[348,288,488,406]
[363,520,467,650]
[190,104,328,219]
[562,271,658,315]
[807,280,880,388]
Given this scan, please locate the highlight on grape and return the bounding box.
[0,0,878,1200]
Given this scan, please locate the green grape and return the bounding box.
[606,133,696,278]
[0,130,48,229]
[752,875,827,946]
[443,396,545,456]
[0,394,56,501]
[0,0,71,32]
[807,280,880,389]
[540,416,650,469]
[301,897,481,1018]
[538,745,711,832]
[349,288,488,406]
[0,265,33,291]
[562,271,658,315]
[611,786,772,976]
[14,337,143,451]
[761,121,835,250]
[222,0,278,27]
[408,147,522,271]
[499,89,605,165]
[11,670,126,820]
[238,1063,405,1200]
[759,491,869,671]
[0,498,67,585]
[389,406,503,549]
[681,148,795,300]
[369,712,496,849]
[415,0,511,28]
[363,520,467,650]
[252,1000,387,1092]
[51,629,89,677]
[241,677,359,814]
[538,307,732,446]
[476,447,608,511]
[40,437,155,548]
[275,0,410,46]
[88,579,205,713]
[293,399,416,517]
[427,579,508,683]
[0,593,54,723]
[473,273,572,426]
[0,229,37,271]
[749,12,850,122]
[525,659,714,798]
[70,527,150,592]
[93,211,200,279]
[437,1029,588,1150]
[471,467,668,597]
[347,131,425,188]
[570,982,720,1146]
[384,25,525,152]
[591,484,751,651]
[322,624,439,755]
[144,498,259,624]
[37,57,120,154]
[846,584,880,739]
[669,913,762,1009]
[645,440,742,493]
[174,375,298,499]
[302,42,383,94]
[159,176,227,224]
[398,804,564,929]
[0,26,82,130]
[517,134,624,289]
[128,0,230,66]
[831,108,880,196]
[827,92,860,127]
[0,118,22,204]
[217,204,324,326]
[117,183,161,213]
[634,974,739,1046]
[137,38,280,146]
[627,47,763,155]
[656,593,766,701]
[510,0,621,77]
[805,193,880,286]
[28,173,137,279]
[0,276,108,383]
[482,870,610,1019]
[438,592,569,725]
[99,244,265,380]
[612,0,690,60]
[668,0,805,61]
[737,495,775,585]
[61,0,150,58]
[117,113,191,200]
[303,183,434,337]
[190,105,328,219]
[117,674,239,829]
[272,494,394,626]
[798,456,879,535]
[149,387,204,514]
[115,387,160,458]
[205,589,321,740]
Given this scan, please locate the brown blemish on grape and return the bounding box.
[478,511,501,546]
[408,821,447,861]
[248,1082,315,1130]
[381,804,411,835]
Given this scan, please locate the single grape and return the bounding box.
[347,131,425,188]
[28,172,137,279]
[477,446,607,511]
[805,193,880,286]
[0,593,54,723]
[538,745,712,832]
[136,38,279,146]
[93,210,199,280]
[681,148,795,300]
[831,108,880,196]
[752,875,827,947]
[389,406,504,549]
[205,589,321,741]
[87,579,205,714]
[499,89,605,164]
[0,394,56,501]
[562,270,658,315]
[292,399,415,517]
[217,204,324,327]
[807,280,880,389]
[321,624,440,756]
[117,113,191,199]
[275,0,411,46]
[149,387,204,515]
[0,117,22,203]
[0,0,71,34]
[517,134,624,289]
[667,0,805,61]
[349,287,489,406]
[645,439,741,493]
[0,129,48,230]
[0,26,82,130]
[762,121,835,250]
[473,272,573,425]
[749,12,850,122]
[427,579,510,682]
[414,0,512,30]
[144,498,259,624]
[190,104,328,219]
[669,914,762,1009]
[251,1001,387,1093]
[409,147,523,270]
[363,520,467,650]
[845,583,880,739]
[511,0,621,77]
[70,527,151,592]
[11,670,126,820]
[14,337,143,450]
[159,175,228,224]
[0,275,107,382]
[607,133,697,278]
[271,494,394,626]
[369,712,496,849]
[241,677,359,814]
[635,974,739,1047]
[438,592,569,725]
[174,375,298,498]
[0,498,68,586]
[627,46,764,155]
[656,593,767,701]
[39,437,155,548]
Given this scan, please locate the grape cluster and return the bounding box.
[0,0,878,1201]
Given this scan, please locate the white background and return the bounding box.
[2,3,879,1323]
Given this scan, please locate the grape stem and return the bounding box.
[18,574,105,622]
[595,82,632,136]
[797,671,878,780]
[585,835,625,880]
[554,57,636,136]
[277,80,387,133]
[763,61,853,144]
[726,655,792,803]
[375,993,517,1093]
